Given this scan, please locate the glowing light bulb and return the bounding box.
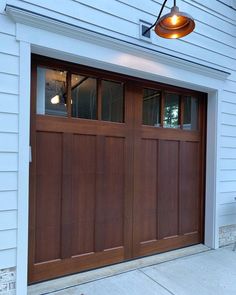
[51,95,60,104]
[170,34,179,39]
[171,14,178,25]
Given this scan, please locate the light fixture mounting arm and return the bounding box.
[143,0,169,36]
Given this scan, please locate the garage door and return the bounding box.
[28,55,206,283]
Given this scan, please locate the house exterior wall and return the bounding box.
[0,0,235,294]
[0,0,19,283]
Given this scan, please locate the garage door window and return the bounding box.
[142,89,199,130]
[164,93,180,128]
[35,64,199,131]
[36,67,67,117]
[142,88,161,127]
[36,66,125,123]
[71,75,97,120]
[183,96,199,130]
[102,80,124,123]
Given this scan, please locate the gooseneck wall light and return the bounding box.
[144,0,195,39]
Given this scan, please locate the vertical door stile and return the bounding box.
[28,62,37,282]
[132,83,143,258]
[199,95,207,241]
[178,140,183,236]
[156,139,159,241]
[123,82,135,259]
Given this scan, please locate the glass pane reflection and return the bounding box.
[71,75,97,120]
[183,96,199,130]
[164,93,180,128]
[142,88,161,127]
[102,80,124,123]
[36,67,67,117]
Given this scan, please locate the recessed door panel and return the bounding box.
[180,141,200,235]
[71,134,96,256]
[139,139,158,243]
[35,131,62,263]
[157,140,179,240]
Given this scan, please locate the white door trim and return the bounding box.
[16,41,31,295]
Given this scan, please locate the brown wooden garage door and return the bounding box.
[29,55,206,283]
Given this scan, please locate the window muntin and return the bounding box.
[36,67,67,117]
[142,88,161,127]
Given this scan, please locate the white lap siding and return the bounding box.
[219,90,236,228]
[0,9,19,271]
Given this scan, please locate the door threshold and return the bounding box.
[28,244,210,295]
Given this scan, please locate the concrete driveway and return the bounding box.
[47,245,236,295]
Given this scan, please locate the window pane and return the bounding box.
[36,67,67,117]
[164,93,180,128]
[142,88,161,126]
[102,80,124,123]
[71,75,97,119]
[183,96,199,130]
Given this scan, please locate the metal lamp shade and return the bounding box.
[155,6,195,39]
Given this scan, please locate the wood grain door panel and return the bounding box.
[34,132,62,263]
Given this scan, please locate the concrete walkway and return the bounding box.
[48,246,236,295]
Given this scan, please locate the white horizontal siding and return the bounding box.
[221,124,236,137]
[0,229,17,250]
[220,169,236,181]
[0,12,19,270]
[0,210,17,231]
[220,182,236,193]
[0,73,18,94]
[0,133,18,152]
[6,0,236,71]
[0,248,16,269]
[219,89,236,225]
[0,153,18,171]
[0,13,15,36]
[219,214,236,226]
[0,172,18,191]
[0,113,18,133]
[220,159,236,170]
[219,192,236,205]
[220,147,236,159]
[219,202,236,215]
[0,93,18,114]
[223,81,236,94]
[0,53,19,75]
[0,191,17,211]
[189,0,236,21]
[0,32,19,56]
[222,102,236,117]
[221,136,236,148]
